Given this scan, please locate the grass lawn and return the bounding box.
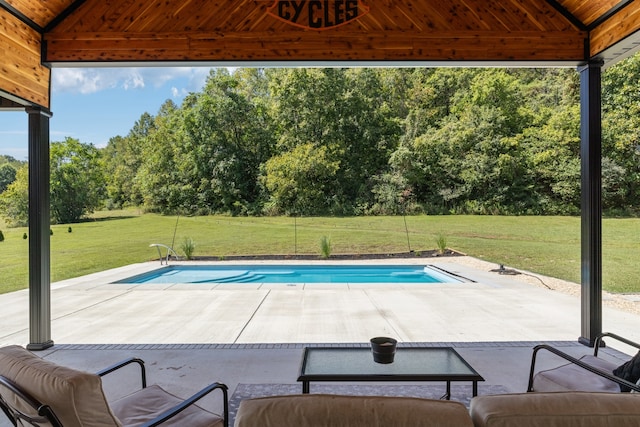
[0,210,637,294]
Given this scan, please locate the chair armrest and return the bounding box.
[527,344,640,392]
[594,332,640,356]
[0,375,64,427]
[140,382,229,427]
[96,357,147,389]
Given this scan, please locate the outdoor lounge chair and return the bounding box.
[528,332,640,393]
[0,345,228,427]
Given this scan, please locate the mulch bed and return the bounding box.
[188,249,463,261]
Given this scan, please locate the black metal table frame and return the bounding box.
[297,346,484,400]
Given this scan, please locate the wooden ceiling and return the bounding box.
[3,0,640,108]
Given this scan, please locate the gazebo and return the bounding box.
[1,0,639,350]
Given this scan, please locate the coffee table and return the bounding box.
[297,346,484,399]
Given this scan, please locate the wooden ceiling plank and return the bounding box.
[211,0,267,32]
[392,3,426,32]
[92,0,152,32]
[403,0,458,30]
[171,0,217,31]
[458,0,508,30]
[561,0,621,25]
[4,0,74,28]
[0,9,49,107]
[119,0,167,32]
[509,0,571,31]
[588,0,635,30]
[50,0,111,32]
[245,6,274,32]
[487,0,566,31]
[369,6,412,31]
[1,13,41,53]
[0,0,42,31]
[590,1,640,55]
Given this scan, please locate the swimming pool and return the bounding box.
[115,264,465,284]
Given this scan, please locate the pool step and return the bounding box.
[192,271,267,284]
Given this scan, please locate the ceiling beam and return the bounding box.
[544,0,587,31]
[0,96,26,110]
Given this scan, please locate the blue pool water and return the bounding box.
[115,264,463,284]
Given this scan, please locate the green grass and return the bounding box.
[0,210,638,294]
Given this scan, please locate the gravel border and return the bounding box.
[453,256,640,317]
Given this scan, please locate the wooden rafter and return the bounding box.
[544,0,588,30]
[44,0,90,32]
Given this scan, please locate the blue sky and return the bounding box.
[0,67,215,160]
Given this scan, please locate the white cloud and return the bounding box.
[51,67,213,96]
[52,69,117,94]
[171,87,185,98]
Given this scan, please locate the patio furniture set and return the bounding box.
[1,332,639,426]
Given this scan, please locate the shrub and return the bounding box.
[181,237,196,260]
[0,230,4,242]
[22,233,27,240]
[319,236,332,259]
[435,234,447,254]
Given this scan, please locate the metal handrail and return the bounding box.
[149,244,180,265]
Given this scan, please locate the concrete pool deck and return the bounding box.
[1,256,640,346]
[2,257,640,426]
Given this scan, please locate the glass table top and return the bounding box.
[299,347,483,380]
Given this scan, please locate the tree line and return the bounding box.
[2,57,640,225]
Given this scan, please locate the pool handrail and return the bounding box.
[149,243,180,265]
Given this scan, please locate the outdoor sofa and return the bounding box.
[234,392,640,426]
[236,333,640,426]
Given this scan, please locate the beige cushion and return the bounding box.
[470,392,640,427]
[531,355,620,392]
[0,345,121,427]
[110,384,223,427]
[234,393,473,427]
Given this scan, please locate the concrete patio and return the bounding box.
[1,257,639,425]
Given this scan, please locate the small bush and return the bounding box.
[50,229,53,236]
[68,227,72,233]
[435,234,447,254]
[22,233,27,240]
[0,230,4,242]
[181,237,196,260]
[319,236,332,259]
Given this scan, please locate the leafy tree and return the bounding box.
[136,100,189,213]
[0,164,17,193]
[50,137,105,223]
[602,55,640,213]
[181,69,273,215]
[0,165,29,226]
[262,143,340,215]
[94,59,640,217]
[267,68,400,213]
[102,112,156,208]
